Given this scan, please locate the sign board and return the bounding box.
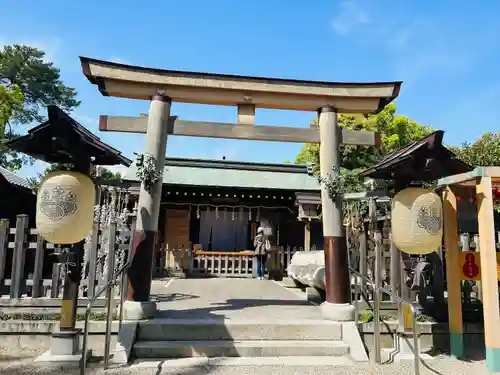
[458,251,500,280]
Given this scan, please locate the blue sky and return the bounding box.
[2,0,500,178]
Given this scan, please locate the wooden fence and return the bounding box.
[0,214,134,300]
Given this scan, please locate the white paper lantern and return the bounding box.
[391,187,443,255]
[36,171,95,244]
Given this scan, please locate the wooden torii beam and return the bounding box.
[98,115,381,146]
[80,56,401,323]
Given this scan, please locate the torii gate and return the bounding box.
[80,57,401,321]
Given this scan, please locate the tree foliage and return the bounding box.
[295,104,435,192]
[0,84,25,170]
[0,44,80,125]
[449,132,500,167]
[0,44,80,171]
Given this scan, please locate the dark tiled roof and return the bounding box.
[0,166,31,189]
[361,130,472,181]
[6,106,131,167]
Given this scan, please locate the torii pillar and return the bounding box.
[318,106,354,320]
[123,95,171,319]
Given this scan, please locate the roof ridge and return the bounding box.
[163,157,311,174]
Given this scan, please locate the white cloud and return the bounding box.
[330,5,500,84]
[331,1,371,35]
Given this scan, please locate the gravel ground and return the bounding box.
[0,356,490,375]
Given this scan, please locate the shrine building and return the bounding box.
[122,156,324,253]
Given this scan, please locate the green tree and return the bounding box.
[295,104,435,192]
[449,132,500,167]
[0,84,25,170]
[296,104,434,170]
[0,44,80,125]
[27,165,123,190]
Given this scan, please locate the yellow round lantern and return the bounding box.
[36,171,95,244]
[391,187,443,255]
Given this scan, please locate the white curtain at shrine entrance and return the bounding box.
[199,209,248,251]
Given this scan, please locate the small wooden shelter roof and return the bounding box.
[80,57,402,113]
[5,106,131,166]
[360,130,472,181]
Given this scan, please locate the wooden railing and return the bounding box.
[191,251,255,277]
[162,245,306,278]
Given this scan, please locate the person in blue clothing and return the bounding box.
[253,227,270,280]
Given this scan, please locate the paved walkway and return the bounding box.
[152,278,323,320]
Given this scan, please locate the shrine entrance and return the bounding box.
[80,56,401,322]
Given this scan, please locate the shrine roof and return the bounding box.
[0,166,31,190]
[123,157,320,191]
[360,130,472,181]
[5,106,131,167]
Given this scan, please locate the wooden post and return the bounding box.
[50,263,61,298]
[86,221,100,299]
[373,229,383,364]
[443,186,464,358]
[10,215,28,298]
[318,106,352,321]
[473,234,483,303]
[126,94,171,320]
[389,234,400,302]
[32,234,45,298]
[59,160,91,331]
[476,176,500,373]
[359,223,368,298]
[0,219,9,289]
[304,221,311,251]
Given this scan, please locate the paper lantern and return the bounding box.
[391,187,443,255]
[36,171,95,244]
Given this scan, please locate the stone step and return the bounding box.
[133,339,349,358]
[131,356,355,368]
[136,318,342,341]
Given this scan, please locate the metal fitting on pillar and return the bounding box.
[151,94,172,102]
[317,105,337,115]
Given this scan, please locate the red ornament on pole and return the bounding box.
[462,253,480,279]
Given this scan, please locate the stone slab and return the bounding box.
[34,349,92,368]
[136,318,342,341]
[133,339,349,358]
[111,321,138,365]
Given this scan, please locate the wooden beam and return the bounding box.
[237,104,255,125]
[99,115,380,146]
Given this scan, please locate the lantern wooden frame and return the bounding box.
[437,166,500,370]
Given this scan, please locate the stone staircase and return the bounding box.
[130,318,365,366]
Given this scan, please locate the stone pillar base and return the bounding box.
[381,332,433,363]
[122,300,157,320]
[320,301,355,321]
[35,329,91,368]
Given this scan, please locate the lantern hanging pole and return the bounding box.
[58,158,92,334]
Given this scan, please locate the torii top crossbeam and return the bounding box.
[80,57,401,113]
